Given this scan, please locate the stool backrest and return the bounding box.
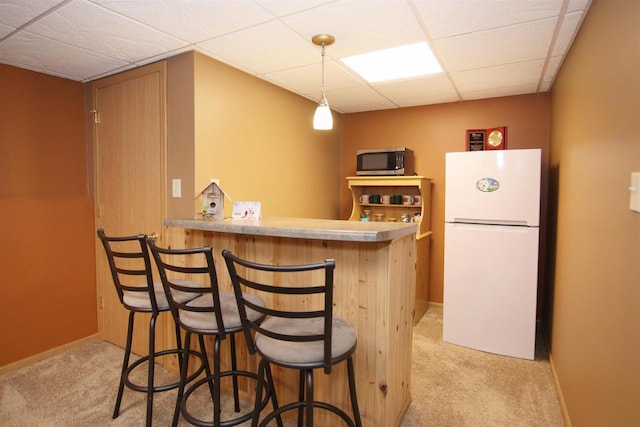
[96,228,158,312]
[222,249,336,373]
[148,240,226,338]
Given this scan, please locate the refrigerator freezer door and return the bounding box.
[443,222,539,359]
[445,149,541,226]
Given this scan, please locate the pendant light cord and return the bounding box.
[321,43,327,100]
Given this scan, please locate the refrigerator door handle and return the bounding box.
[451,218,531,227]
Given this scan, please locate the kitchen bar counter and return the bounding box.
[165,216,417,242]
[164,216,417,427]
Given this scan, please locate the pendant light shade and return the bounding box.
[312,34,335,130]
[313,96,332,130]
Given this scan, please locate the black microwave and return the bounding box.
[356,147,414,176]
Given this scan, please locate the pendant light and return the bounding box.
[312,34,335,130]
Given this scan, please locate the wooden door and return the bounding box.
[91,62,167,353]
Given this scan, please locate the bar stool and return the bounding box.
[148,240,277,427]
[222,249,362,427]
[96,229,204,427]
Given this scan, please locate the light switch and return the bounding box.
[630,172,640,213]
[172,179,181,198]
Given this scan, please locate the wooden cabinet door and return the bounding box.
[91,62,166,353]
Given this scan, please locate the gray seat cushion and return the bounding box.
[255,316,356,365]
[180,291,265,333]
[123,279,200,310]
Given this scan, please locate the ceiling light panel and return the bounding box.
[341,42,442,84]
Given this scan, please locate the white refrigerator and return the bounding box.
[443,149,541,360]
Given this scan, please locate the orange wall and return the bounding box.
[0,65,97,366]
[166,51,343,220]
[341,95,550,303]
[548,0,640,425]
[192,52,343,219]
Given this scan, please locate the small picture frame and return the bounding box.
[232,201,261,220]
[466,129,486,151]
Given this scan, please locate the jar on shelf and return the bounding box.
[374,213,385,222]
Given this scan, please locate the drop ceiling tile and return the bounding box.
[552,11,585,56]
[253,0,334,17]
[395,92,461,108]
[0,0,65,28]
[0,0,592,112]
[451,59,545,93]
[373,74,458,100]
[0,31,128,80]
[263,59,363,95]
[281,0,425,58]
[542,55,563,86]
[0,22,15,38]
[197,20,315,75]
[461,83,540,101]
[435,18,557,71]
[325,85,397,113]
[26,1,187,63]
[94,0,273,44]
[414,0,563,39]
[567,0,592,13]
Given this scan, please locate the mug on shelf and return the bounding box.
[381,194,391,204]
[359,194,370,204]
[391,195,403,204]
[369,194,381,204]
[413,195,422,206]
[402,195,414,205]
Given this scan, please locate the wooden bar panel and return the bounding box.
[165,225,415,427]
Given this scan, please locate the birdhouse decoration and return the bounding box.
[198,181,228,220]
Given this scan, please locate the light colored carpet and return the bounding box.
[401,306,564,427]
[0,306,563,426]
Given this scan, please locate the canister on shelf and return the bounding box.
[374,213,385,222]
[401,213,410,223]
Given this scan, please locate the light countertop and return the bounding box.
[165,216,417,242]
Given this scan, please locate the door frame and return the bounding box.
[88,61,168,344]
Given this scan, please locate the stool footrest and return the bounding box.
[123,348,205,393]
[260,400,356,427]
[180,370,273,427]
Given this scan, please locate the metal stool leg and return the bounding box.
[347,357,362,427]
[304,369,314,427]
[230,333,241,412]
[213,336,221,426]
[172,332,190,427]
[145,313,158,427]
[264,363,283,427]
[297,370,305,426]
[113,311,135,419]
